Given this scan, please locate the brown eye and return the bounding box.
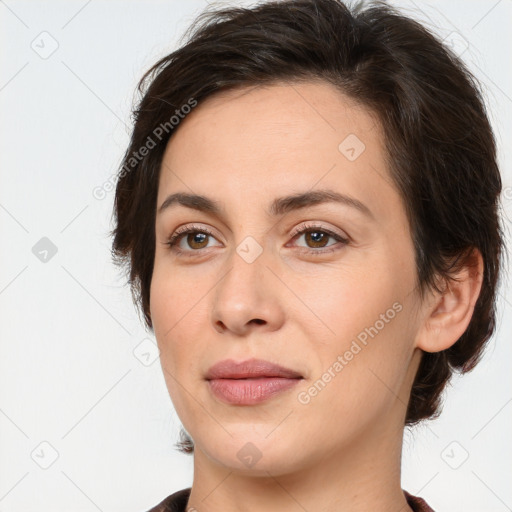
[165,223,349,257]
[290,224,349,255]
[166,226,219,254]
[286,223,350,256]
[303,230,331,248]
[185,232,209,249]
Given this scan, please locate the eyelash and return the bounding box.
[164,222,349,257]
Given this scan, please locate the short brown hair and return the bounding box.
[110,0,504,452]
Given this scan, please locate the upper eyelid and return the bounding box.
[168,222,348,247]
[290,222,347,239]
[172,222,344,237]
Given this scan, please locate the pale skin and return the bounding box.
[149,80,484,512]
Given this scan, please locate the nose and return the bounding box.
[210,244,285,337]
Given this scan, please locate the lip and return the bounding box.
[205,358,303,380]
[205,358,303,405]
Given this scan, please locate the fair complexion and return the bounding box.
[150,80,483,512]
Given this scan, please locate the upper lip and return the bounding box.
[205,358,303,380]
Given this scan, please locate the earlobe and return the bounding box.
[415,249,484,353]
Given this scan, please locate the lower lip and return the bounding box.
[207,377,302,405]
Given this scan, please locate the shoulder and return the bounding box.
[144,487,192,512]
[404,489,435,512]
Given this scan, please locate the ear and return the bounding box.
[415,249,484,353]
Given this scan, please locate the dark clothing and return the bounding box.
[145,487,434,511]
[404,490,435,511]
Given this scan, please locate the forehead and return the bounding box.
[158,80,396,219]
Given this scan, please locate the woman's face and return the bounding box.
[150,80,425,474]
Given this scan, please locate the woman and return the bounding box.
[110,0,504,510]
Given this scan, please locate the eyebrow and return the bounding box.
[157,189,374,219]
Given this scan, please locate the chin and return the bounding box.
[198,429,307,475]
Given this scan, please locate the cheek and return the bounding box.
[149,260,196,331]
[294,260,401,343]
[149,264,216,435]
[149,271,197,417]
[149,265,190,368]
[299,308,413,439]
[149,262,215,372]
[296,255,415,403]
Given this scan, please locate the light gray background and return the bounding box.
[1,1,511,511]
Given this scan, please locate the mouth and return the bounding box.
[205,358,303,405]
[205,357,303,380]
[207,376,303,405]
